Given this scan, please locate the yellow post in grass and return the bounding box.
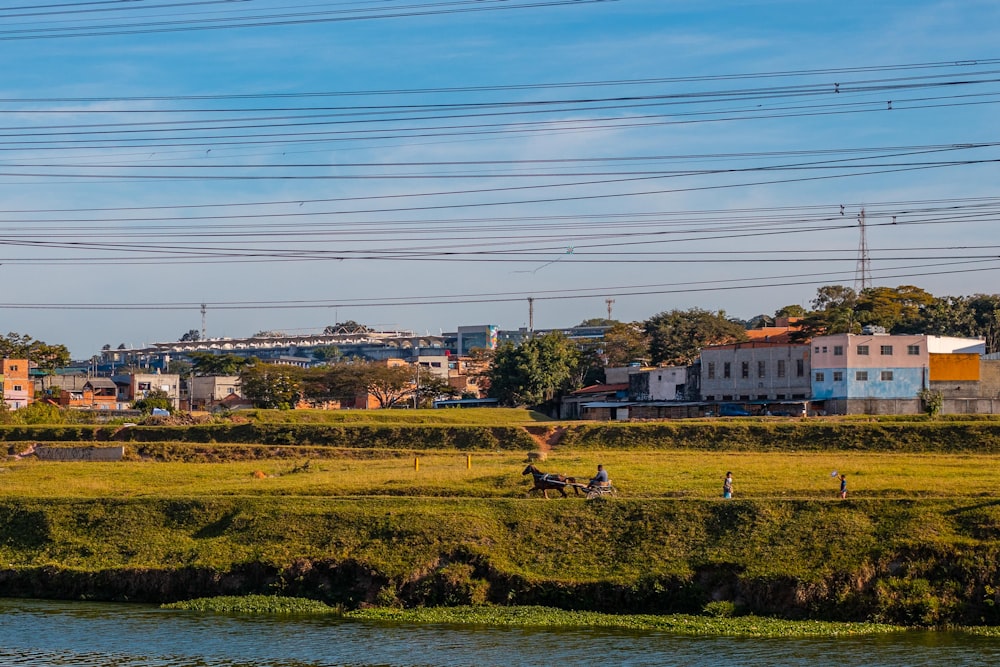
[414,457,419,472]
[466,454,472,469]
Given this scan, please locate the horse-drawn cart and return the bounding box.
[523,464,618,499]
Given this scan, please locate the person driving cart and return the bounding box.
[588,464,609,489]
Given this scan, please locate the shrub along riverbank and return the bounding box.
[2,495,1000,626]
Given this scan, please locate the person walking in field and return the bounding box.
[723,471,733,499]
[839,474,847,499]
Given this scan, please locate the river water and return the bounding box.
[1,598,998,666]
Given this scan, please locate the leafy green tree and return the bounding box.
[189,352,253,376]
[576,318,616,327]
[811,285,858,312]
[300,364,365,406]
[311,345,342,364]
[774,304,807,318]
[791,285,861,341]
[166,359,193,377]
[364,364,417,408]
[913,295,977,337]
[239,364,303,409]
[10,401,65,425]
[300,362,415,408]
[855,285,935,332]
[576,346,607,387]
[601,322,649,366]
[132,389,173,414]
[179,329,200,342]
[644,309,747,365]
[0,332,71,372]
[968,294,1000,353]
[918,388,944,418]
[487,332,580,406]
[414,373,459,408]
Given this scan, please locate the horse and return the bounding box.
[522,464,580,499]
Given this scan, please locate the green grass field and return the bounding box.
[2,449,995,499]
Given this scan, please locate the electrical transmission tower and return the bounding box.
[605,298,615,321]
[853,208,871,293]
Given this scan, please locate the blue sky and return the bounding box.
[1,0,998,357]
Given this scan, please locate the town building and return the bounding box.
[699,341,812,405]
[1,359,31,409]
[810,333,986,415]
[114,372,182,410]
[189,375,242,411]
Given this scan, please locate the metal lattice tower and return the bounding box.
[854,208,871,293]
[606,298,615,321]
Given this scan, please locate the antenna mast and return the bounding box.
[854,208,871,293]
[606,298,615,321]
[200,303,207,340]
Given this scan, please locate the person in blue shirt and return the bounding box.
[839,474,847,499]
[589,464,609,488]
[723,472,733,499]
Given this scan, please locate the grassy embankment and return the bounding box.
[3,409,1000,627]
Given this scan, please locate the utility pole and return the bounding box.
[200,303,207,341]
[527,297,534,337]
[606,298,615,321]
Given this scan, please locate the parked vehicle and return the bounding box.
[719,404,752,416]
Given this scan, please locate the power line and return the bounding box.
[0,0,612,40]
[0,258,995,309]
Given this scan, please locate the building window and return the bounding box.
[9,364,17,371]
[707,362,715,380]
[833,371,843,381]
[815,372,825,382]
[857,345,869,356]
[777,360,786,378]
[758,361,766,378]
[822,346,828,353]
[833,346,844,356]
[13,385,21,391]
[856,371,869,381]
[723,362,731,378]
[796,359,804,377]
[814,346,820,353]
[741,362,749,379]
[907,345,920,355]
[880,345,893,356]
[881,370,894,381]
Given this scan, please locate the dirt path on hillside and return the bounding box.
[522,425,567,452]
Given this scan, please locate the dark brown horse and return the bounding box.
[522,464,580,499]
